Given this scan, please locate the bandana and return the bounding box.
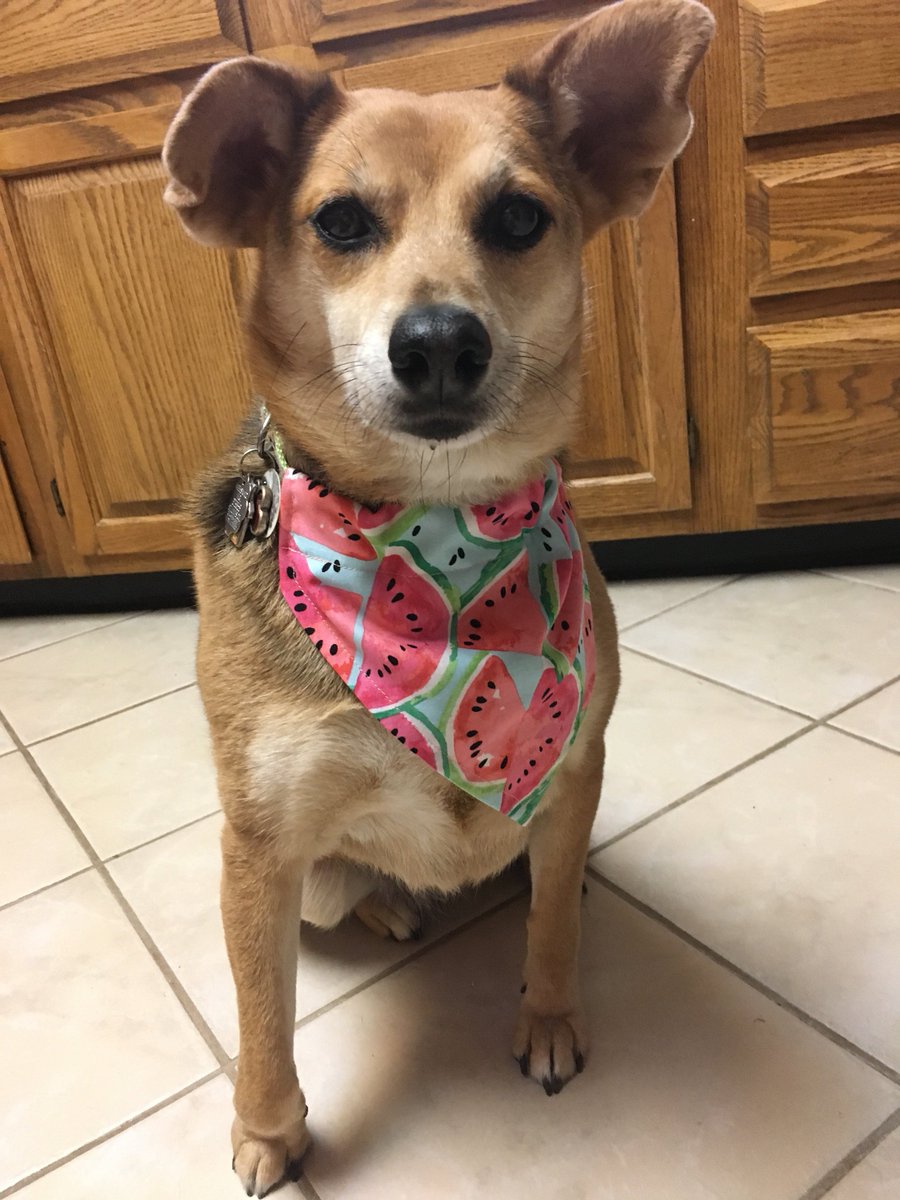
[277,459,595,825]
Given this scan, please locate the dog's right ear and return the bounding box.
[163,58,338,248]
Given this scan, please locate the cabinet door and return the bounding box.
[8,160,250,559]
[0,0,245,104]
[0,453,31,566]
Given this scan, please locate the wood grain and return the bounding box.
[0,0,244,104]
[747,138,900,295]
[10,159,250,557]
[0,370,32,567]
[740,0,900,135]
[749,308,900,504]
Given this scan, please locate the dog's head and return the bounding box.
[164,0,713,503]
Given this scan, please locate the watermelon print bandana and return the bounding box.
[277,459,596,825]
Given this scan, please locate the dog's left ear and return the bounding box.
[505,0,714,231]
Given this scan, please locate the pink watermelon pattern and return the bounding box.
[276,458,595,825]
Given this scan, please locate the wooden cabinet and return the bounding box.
[0,0,898,582]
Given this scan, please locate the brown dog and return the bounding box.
[163,1,712,1193]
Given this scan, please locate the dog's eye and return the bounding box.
[478,194,550,252]
[311,199,377,249]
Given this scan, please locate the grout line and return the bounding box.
[0,864,94,916]
[0,611,145,665]
[811,568,900,596]
[822,724,900,760]
[23,681,198,749]
[102,807,222,865]
[0,709,234,1074]
[587,674,900,861]
[0,1068,223,1199]
[618,644,816,718]
[819,670,900,722]
[585,868,900,1089]
[798,1103,900,1200]
[589,720,818,856]
[614,574,745,634]
[291,886,528,1036]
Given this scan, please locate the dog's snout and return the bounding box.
[389,305,492,408]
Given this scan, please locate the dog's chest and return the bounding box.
[245,699,527,892]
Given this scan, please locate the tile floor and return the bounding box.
[0,567,898,1200]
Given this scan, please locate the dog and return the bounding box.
[162,1,713,1192]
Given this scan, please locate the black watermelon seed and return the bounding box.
[487,681,496,689]
[486,506,496,516]
[479,758,489,768]
[304,626,315,635]
[377,669,384,677]
[529,759,536,767]
[365,669,372,677]
[388,654,399,666]
[294,604,306,612]
[500,755,508,769]
[510,583,517,593]
[470,619,481,628]
[500,587,507,598]
[329,644,338,656]
[411,626,423,633]
[322,562,331,572]
[485,599,495,607]
[542,687,551,699]
[348,533,361,541]
[476,695,487,703]
[333,562,341,573]
[471,740,482,751]
[411,747,418,754]
[471,705,482,713]
[286,566,296,579]
[398,736,405,743]
[458,548,465,559]
[467,729,477,737]
[391,727,399,735]
[412,524,421,535]
[386,578,395,590]
[293,589,303,597]
[449,554,457,566]
[468,633,481,642]
[315,639,323,650]
[541,526,551,536]
[523,769,529,777]
[531,501,540,513]
[561,620,570,630]
[406,613,418,621]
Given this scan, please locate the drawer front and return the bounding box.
[747,138,900,295]
[749,309,900,505]
[0,0,243,104]
[740,0,900,135]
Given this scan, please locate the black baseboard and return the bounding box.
[0,519,897,616]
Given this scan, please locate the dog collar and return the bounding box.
[277,458,596,825]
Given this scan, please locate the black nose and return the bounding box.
[388,305,492,409]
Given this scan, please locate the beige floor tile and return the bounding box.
[821,566,900,593]
[0,871,216,1190]
[32,687,219,860]
[595,651,808,843]
[606,575,733,630]
[16,1076,236,1200]
[825,1126,900,1200]
[109,813,524,1059]
[0,610,198,744]
[0,612,134,662]
[623,571,900,717]
[831,681,900,753]
[295,885,898,1200]
[0,753,89,907]
[596,727,900,1070]
[0,722,15,755]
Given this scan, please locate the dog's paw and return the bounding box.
[354,891,421,941]
[513,1003,587,1096]
[231,1116,310,1197]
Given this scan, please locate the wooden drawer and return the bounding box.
[749,309,900,505]
[0,0,244,104]
[740,0,900,135]
[747,136,900,296]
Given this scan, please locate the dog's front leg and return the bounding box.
[514,738,605,1096]
[222,819,309,1196]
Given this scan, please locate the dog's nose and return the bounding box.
[388,305,492,407]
